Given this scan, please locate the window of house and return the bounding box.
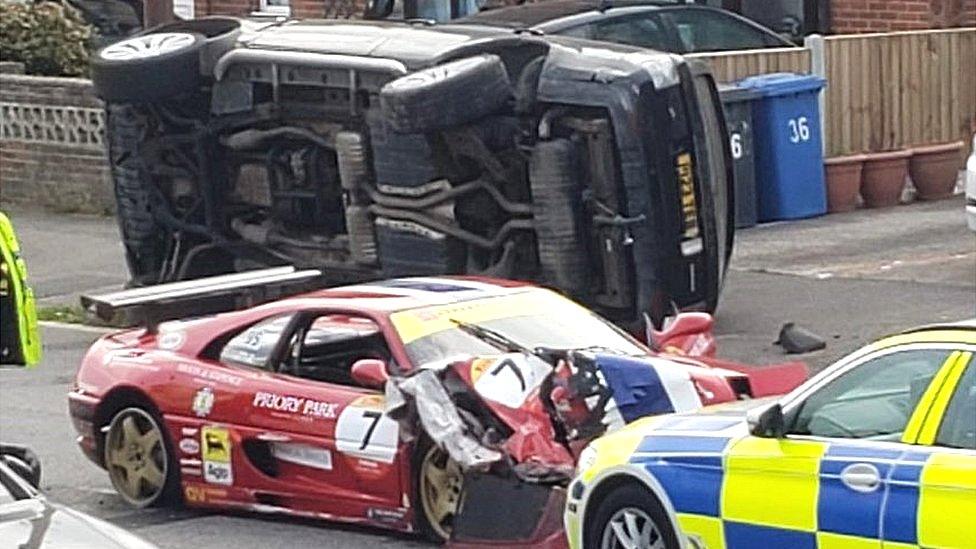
[259,0,290,16]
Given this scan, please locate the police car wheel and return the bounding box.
[588,484,679,549]
[104,407,178,508]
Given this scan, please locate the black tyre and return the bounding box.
[529,139,589,294]
[367,113,440,189]
[380,54,513,134]
[103,407,180,508]
[586,484,680,549]
[92,32,205,103]
[106,104,166,285]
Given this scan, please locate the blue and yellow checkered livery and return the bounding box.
[627,425,976,549]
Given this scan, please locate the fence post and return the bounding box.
[806,33,827,157]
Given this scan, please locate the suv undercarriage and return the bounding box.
[91,17,734,328]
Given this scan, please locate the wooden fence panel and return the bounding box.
[689,29,976,158]
[686,48,811,83]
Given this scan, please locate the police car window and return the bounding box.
[219,314,295,369]
[283,315,391,386]
[791,349,952,441]
[935,363,976,450]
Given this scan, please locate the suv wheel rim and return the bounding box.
[100,33,196,61]
[105,408,167,506]
[419,445,462,540]
[600,507,665,549]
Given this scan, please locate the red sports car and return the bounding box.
[67,270,805,547]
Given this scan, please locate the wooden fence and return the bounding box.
[688,28,976,158]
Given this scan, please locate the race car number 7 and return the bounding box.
[358,410,382,450]
[335,398,399,463]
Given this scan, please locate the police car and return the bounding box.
[566,321,976,549]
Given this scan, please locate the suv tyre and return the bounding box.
[380,54,513,134]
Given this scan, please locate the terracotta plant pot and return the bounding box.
[861,149,911,208]
[910,141,964,200]
[824,154,866,213]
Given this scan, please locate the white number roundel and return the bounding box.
[335,395,399,463]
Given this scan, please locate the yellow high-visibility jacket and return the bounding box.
[0,211,40,366]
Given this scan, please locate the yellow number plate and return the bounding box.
[675,153,700,240]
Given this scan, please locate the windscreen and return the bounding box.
[390,290,647,368]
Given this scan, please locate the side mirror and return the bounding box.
[351,358,389,389]
[747,403,786,438]
[363,0,394,19]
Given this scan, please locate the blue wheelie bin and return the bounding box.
[718,84,760,228]
[737,73,827,221]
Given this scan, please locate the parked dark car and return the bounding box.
[88,16,735,329]
[459,0,795,53]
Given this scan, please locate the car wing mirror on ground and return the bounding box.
[747,403,786,438]
[363,0,394,19]
[351,358,389,389]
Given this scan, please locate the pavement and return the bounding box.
[1,198,974,548]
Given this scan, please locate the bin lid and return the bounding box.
[736,72,826,97]
[718,83,760,103]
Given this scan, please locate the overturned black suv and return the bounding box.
[90,16,734,328]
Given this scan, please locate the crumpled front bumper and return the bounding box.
[448,474,568,549]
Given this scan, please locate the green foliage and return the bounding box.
[0,1,94,77]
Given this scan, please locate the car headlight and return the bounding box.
[577,444,599,475]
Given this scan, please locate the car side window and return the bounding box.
[282,314,391,386]
[790,349,953,441]
[219,314,295,369]
[935,362,976,449]
[586,14,671,51]
[665,8,780,53]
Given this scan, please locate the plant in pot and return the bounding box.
[910,141,964,200]
[861,149,911,208]
[824,154,866,213]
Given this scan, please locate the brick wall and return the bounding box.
[830,0,976,33]
[0,74,114,214]
[193,0,365,18]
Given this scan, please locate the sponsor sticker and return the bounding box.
[201,426,233,485]
[179,437,200,455]
[367,508,407,524]
[177,363,243,386]
[184,485,228,504]
[252,391,338,419]
[270,443,333,471]
[192,387,215,418]
[157,331,186,350]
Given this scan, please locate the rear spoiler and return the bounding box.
[80,267,325,332]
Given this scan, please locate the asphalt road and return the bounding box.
[0,198,973,548]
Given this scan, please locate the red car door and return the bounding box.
[192,312,410,527]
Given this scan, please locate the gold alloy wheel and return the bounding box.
[104,407,168,507]
[419,445,463,541]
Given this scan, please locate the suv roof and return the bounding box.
[239,18,658,68]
